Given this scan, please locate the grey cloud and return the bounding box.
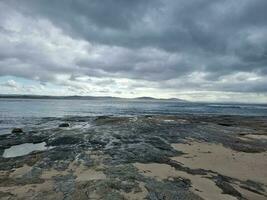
[0,0,267,96]
[76,47,197,81]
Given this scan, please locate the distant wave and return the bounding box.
[207,104,267,110]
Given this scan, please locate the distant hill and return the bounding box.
[134,96,187,102]
[0,94,187,102]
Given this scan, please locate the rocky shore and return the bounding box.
[0,115,267,200]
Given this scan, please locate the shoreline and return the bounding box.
[0,114,267,199]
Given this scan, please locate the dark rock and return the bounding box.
[54,174,76,199]
[214,175,242,198]
[240,185,264,195]
[217,182,242,198]
[240,179,266,195]
[53,160,70,171]
[22,167,42,179]
[83,179,126,199]
[167,159,208,175]
[89,139,108,147]
[218,123,232,127]
[95,116,110,120]
[39,148,76,164]
[145,178,203,200]
[231,144,265,153]
[48,136,81,146]
[94,116,129,125]
[145,136,175,151]
[105,164,142,183]
[59,123,70,128]
[11,128,23,134]
[76,152,94,167]
[0,166,44,187]
[0,191,13,199]
[107,142,181,164]
[97,164,201,199]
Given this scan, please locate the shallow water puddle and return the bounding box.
[2,142,49,158]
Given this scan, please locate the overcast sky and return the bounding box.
[0,0,267,102]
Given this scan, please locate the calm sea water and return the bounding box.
[0,98,267,135]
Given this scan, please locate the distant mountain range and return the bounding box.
[0,94,187,102]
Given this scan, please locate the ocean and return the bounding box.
[0,98,266,135]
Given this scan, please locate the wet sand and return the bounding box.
[135,139,267,200]
[134,162,237,200]
[171,140,267,184]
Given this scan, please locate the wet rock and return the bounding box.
[54,174,76,200]
[47,136,81,146]
[103,164,202,200]
[11,128,23,134]
[96,116,110,120]
[64,116,92,122]
[0,191,13,199]
[243,180,265,192]
[89,139,108,148]
[97,164,143,196]
[217,182,242,198]
[45,148,76,162]
[0,152,43,171]
[145,178,203,200]
[230,143,265,153]
[170,177,192,189]
[214,175,242,198]
[53,160,71,171]
[218,123,232,127]
[103,192,125,200]
[240,185,264,196]
[145,136,175,151]
[107,142,180,164]
[0,169,44,187]
[80,179,128,199]
[59,123,70,128]
[22,166,42,179]
[105,164,143,183]
[94,116,129,125]
[0,134,47,151]
[76,152,94,167]
[239,180,266,195]
[167,159,208,175]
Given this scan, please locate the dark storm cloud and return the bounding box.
[0,0,267,95]
[14,0,266,53]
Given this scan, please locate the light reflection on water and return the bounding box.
[2,142,49,158]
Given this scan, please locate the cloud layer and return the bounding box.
[0,0,267,102]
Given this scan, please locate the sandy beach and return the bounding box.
[135,139,267,200]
